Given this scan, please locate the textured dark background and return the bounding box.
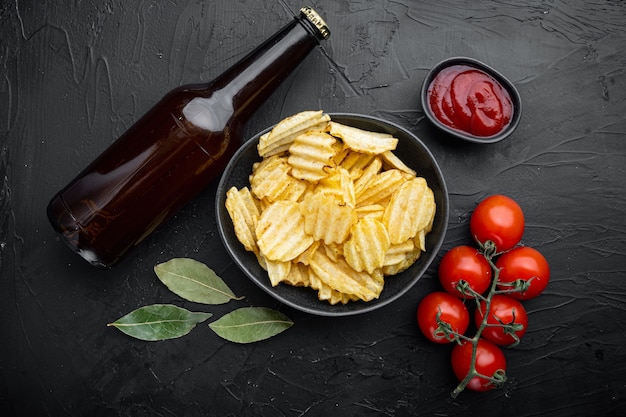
[1,1,625,416]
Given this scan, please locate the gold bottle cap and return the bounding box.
[300,7,330,40]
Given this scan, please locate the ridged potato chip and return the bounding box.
[353,157,382,195]
[344,218,391,274]
[382,238,422,275]
[355,168,406,207]
[355,204,385,220]
[338,150,377,179]
[302,191,356,244]
[383,177,435,244]
[307,269,357,305]
[406,178,435,230]
[293,240,321,266]
[382,246,422,275]
[225,187,260,253]
[317,167,355,207]
[383,239,416,266]
[250,155,309,202]
[258,110,330,157]
[415,229,426,252]
[329,121,398,154]
[265,258,292,287]
[381,150,416,176]
[309,249,384,302]
[250,155,292,202]
[322,242,343,263]
[249,156,308,203]
[331,146,350,166]
[288,131,339,182]
[256,201,314,262]
[307,269,331,300]
[282,262,311,287]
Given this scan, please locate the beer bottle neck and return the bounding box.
[210,9,328,119]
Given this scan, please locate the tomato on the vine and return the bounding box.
[475,294,528,346]
[439,245,492,298]
[496,246,550,300]
[451,338,507,392]
[417,292,470,344]
[470,195,524,252]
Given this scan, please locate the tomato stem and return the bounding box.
[450,239,509,398]
[457,280,489,302]
[495,277,535,295]
[434,308,469,344]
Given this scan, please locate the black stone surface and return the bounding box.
[1,1,625,416]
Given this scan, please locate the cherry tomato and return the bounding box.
[470,195,525,252]
[451,338,507,392]
[475,294,528,346]
[417,292,470,344]
[496,246,550,300]
[439,245,492,298]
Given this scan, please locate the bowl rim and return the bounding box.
[216,112,449,316]
[420,56,522,144]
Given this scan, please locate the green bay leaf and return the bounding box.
[209,307,293,344]
[107,304,212,341]
[154,258,243,305]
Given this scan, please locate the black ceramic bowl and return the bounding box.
[216,113,449,316]
[420,57,522,144]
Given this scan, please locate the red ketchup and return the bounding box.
[428,65,513,137]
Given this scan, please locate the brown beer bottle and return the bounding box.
[47,7,330,268]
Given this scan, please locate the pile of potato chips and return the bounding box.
[225,111,436,305]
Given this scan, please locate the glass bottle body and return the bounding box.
[47,8,329,268]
